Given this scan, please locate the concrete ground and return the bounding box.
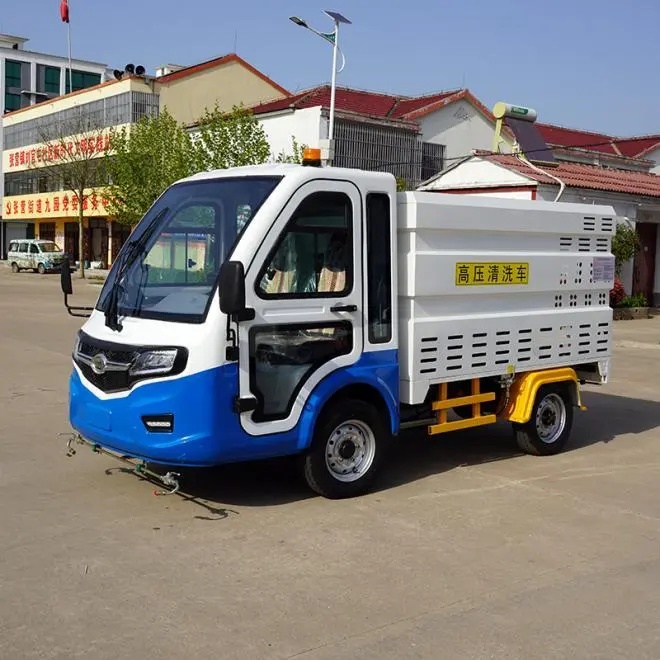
[1,271,660,660]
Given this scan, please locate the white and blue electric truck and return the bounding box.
[62,153,615,498]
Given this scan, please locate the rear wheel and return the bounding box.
[513,384,573,456]
[302,399,388,499]
[37,263,46,275]
[11,262,19,273]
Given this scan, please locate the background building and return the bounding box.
[1,33,109,115]
[1,52,288,263]
[0,33,109,256]
[252,86,515,187]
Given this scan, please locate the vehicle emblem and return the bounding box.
[91,353,108,375]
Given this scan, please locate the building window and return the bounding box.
[3,91,159,149]
[5,92,22,113]
[42,65,61,94]
[65,70,101,94]
[5,60,23,89]
[421,142,445,181]
[366,193,393,344]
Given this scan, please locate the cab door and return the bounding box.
[237,179,363,436]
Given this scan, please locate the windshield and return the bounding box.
[97,176,282,323]
[39,242,62,253]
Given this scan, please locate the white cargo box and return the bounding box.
[397,192,615,405]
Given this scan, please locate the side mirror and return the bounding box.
[61,257,73,295]
[219,261,254,321]
[60,256,94,318]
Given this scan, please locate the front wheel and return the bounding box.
[11,262,19,273]
[513,384,574,456]
[37,263,46,275]
[302,400,388,499]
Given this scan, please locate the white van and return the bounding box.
[8,239,66,274]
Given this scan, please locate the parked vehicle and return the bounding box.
[8,239,66,274]
[61,151,615,498]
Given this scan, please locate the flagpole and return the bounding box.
[66,1,73,93]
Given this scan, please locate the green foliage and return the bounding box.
[275,136,307,164]
[106,105,272,226]
[105,109,194,226]
[396,176,408,192]
[611,222,640,276]
[619,293,648,308]
[192,103,270,172]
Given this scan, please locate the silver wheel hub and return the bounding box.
[325,419,376,483]
[536,393,566,444]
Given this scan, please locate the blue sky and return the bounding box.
[5,0,659,136]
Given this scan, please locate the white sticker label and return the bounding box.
[593,256,615,283]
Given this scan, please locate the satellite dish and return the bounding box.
[113,69,124,80]
[135,65,145,76]
[125,63,135,74]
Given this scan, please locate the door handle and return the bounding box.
[330,304,358,313]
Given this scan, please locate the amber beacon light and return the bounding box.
[302,148,323,167]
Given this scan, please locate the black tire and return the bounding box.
[11,262,19,273]
[513,384,574,456]
[37,263,46,275]
[302,399,388,499]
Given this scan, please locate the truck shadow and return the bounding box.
[377,390,660,493]
[155,391,660,508]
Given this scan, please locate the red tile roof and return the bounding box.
[537,124,660,161]
[537,123,619,155]
[614,135,660,159]
[483,154,660,198]
[251,85,463,121]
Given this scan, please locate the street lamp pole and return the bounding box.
[289,10,351,164]
[328,20,339,142]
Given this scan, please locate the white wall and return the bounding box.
[644,147,660,174]
[258,107,322,161]
[419,157,532,192]
[418,100,511,166]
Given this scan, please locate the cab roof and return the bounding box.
[179,163,396,186]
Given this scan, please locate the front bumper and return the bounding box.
[69,365,300,466]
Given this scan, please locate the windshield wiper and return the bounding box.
[105,210,167,332]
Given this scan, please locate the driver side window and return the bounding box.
[257,191,353,298]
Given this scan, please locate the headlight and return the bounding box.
[72,334,82,359]
[129,349,178,376]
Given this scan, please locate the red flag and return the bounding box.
[60,0,69,23]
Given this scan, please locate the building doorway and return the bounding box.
[39,222,56,242]
[632,222,658,305]
[64,222,79,261]
[89,218,109,266]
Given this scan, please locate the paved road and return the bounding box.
[1,273,660,660]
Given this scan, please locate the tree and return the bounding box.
[35,110,109,278]
[611,221,640,276]
[105,109,193,227]
[192,103,271,171]
[106,105,273,227]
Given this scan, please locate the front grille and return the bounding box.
[78,339,136,364]
[74,331,187,394]
[77,361,130,393]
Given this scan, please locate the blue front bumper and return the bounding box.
[69,365,299,466]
